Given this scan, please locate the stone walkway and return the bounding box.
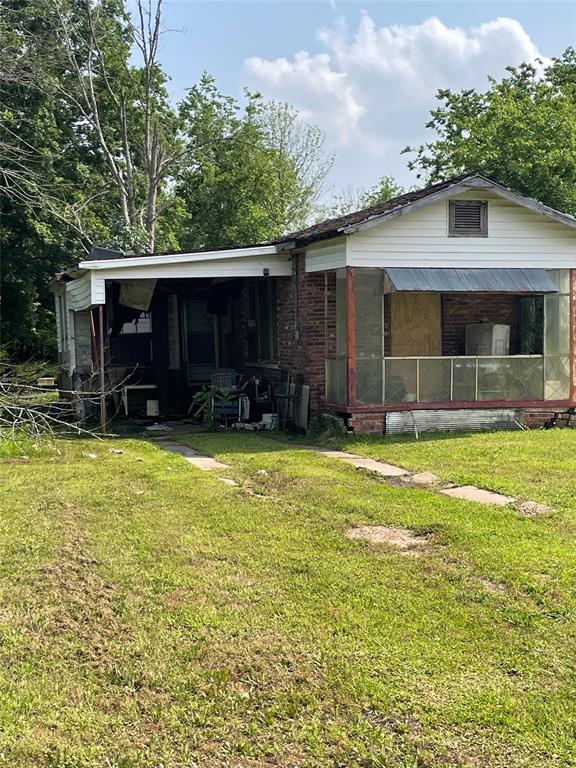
[153,438,549,514]
[320,451,409,477]
[155,440,230,471]
[317,448,549,513]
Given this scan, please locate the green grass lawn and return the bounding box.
[0,429,575,767]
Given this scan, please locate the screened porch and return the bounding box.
[325,268,571,407]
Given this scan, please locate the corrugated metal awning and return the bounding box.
[383,268,559,293]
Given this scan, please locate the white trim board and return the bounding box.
[80,244,279,270]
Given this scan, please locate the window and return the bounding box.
[449,200,488,237]
[119,313,152,334]
[109,312,153,366]
[247,280,278,362]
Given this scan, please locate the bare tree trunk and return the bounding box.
[53,0,173,254]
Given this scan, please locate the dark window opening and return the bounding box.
[247,280,278,362]
[519,296,544,355]
[109,311,153,366]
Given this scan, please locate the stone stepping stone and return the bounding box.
[441,485,515,506]
[407,471,441,487]
[320,451,408,478]
[157,441,229,471]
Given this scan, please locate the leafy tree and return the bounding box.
[1,0,181,356]
[1,0,118,356]
[256,101,333,233]
[1,2,333,356]
[324,175,404,218]
[176,77,333,249]
[405,49,576,215]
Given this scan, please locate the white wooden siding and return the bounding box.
[66,273,92,310]
[346,190,576,269]
[74,310,92,373]
[305,238,346,272]
[90,254,292,284]
[54,293,63,353]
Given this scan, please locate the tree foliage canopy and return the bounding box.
[323,175,405,219]
[0,1,332,357]
[405,49,576,215]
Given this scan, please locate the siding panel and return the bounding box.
[305,238,346,272]
[347,190,576,269]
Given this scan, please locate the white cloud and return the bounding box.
[243,14,549,188]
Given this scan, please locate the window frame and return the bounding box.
[448,199,488,238]
[246,280,278,364]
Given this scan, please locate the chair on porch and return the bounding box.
[210,369,249,427]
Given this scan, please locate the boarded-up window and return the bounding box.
[448,200,488,237]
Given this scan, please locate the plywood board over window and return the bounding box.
[391,293,442,356]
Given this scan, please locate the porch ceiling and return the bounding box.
[383,267,559,294]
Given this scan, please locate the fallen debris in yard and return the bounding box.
[109,449,125,454]
[81,452,97,459]
[218,477,238,486]
[346,525,430,555]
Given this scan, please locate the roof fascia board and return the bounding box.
[92,260,292,281]
[80,244,279,270]
[342,176,576,235]
[471,180,576,230]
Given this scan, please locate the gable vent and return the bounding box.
[449,200,488,237]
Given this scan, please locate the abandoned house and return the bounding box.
[50,173,576,434]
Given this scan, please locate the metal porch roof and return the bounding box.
[383,268,559,293]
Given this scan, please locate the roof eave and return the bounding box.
[341,174,576,236]
[79,244,281,271]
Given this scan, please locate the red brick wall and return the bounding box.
[277,255,333,413]
[347,412,385,434]
[441,294,519,355]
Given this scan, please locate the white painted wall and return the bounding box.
[74,310,92,373]
[346,189,576,269]
[305,238,346,272]
[65,273,92,310]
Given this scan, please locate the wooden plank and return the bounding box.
[390,293,442,356]
[346,267,356,406]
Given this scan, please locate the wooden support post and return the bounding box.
[98,304,107,434]
[346,266,356,407]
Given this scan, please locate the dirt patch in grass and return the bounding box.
[345,525,430,556]
[517,500,552,517]
[478,578,507,594]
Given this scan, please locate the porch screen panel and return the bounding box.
[326,270,348,404]
[419,358,451,402]
[355,269,384,404]
[544,270,570,400]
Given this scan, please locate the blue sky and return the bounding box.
[154,0,576,195]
